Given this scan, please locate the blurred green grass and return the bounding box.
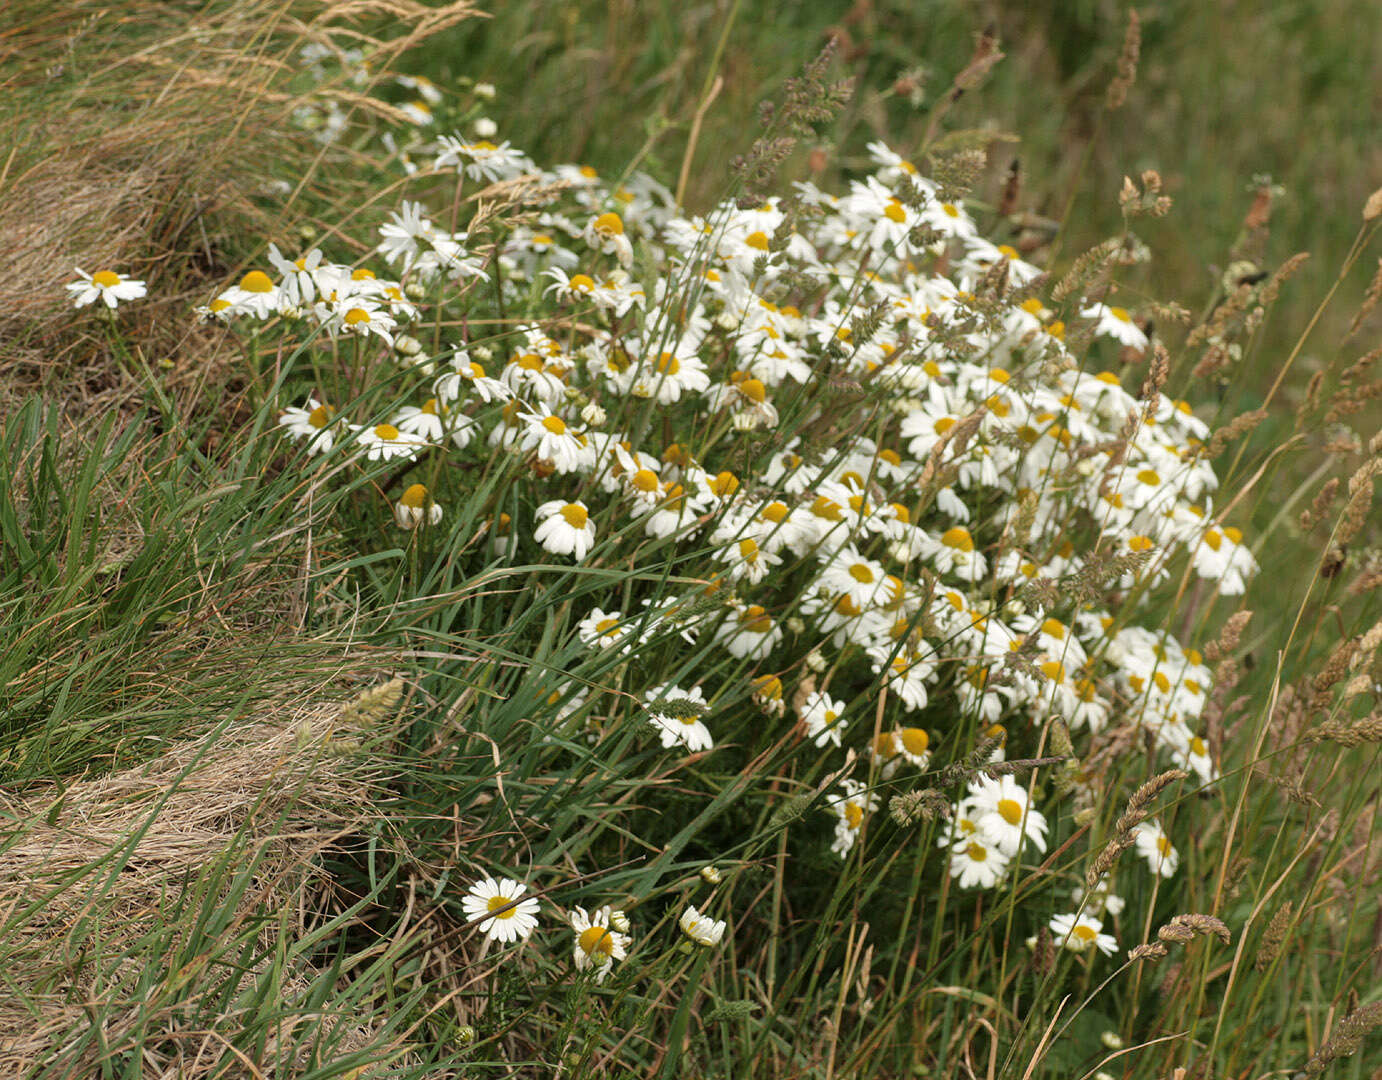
[416,0,1382,405]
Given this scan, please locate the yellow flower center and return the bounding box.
[595,617,619,636]
[631,468,659,493]
[744,230,771,251]
[374,423,400,440]
[594,211,624,236]
[542,414,567,435]
[568,273,596,293]
[344,308,371,326]
[559,503,588,528]
[92,270,122,287]
[240,270,274,293]
[900,727,929,755]
[847,563,875,584]
[400,483,428,508]
[811,496,844,522]
[307,404,331,428]
[578,924,614,957]
[709,471,739,497]
[997,798,1023,825]
[738,537,759,560]
[654,352,680,375]
[844,802,864,830]
[941,203,959,218]
[941,526,974,552]
[1072,924,1098,942]
[740,605,772,633]
[487,895,518,919]
[884,199,907,223]
[738,377,767,403]
[966,842,988,862]
[1110,306,1131,322]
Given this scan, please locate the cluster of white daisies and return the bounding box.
[460,875,724,982]
[72,83,1260,967]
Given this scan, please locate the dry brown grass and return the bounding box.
[0,680,416,1077]
[0,0,479,411]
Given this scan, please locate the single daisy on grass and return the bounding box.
[583,210,633,267]
[570,905,630,981]
[644,684,713,752]
[679,904,727,947]
[1049,912,1118,956]
[462,877,540,944]
[967,774,1048,857]
[519,406,589,473]
[949,834,1010,890]
[1080,302,1149,350]
[395,483,443,529]
[352,421,427,462]
[534,500,597,560]
[797,690,847,748]
[66,268,147,309]
[278,398,337,455]
[577,607,630,651]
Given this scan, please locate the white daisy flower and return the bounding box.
[1049,912,1118,956]
[949,834,1010,889]
[1132,820,1180,878]
[570,905,630,981]
[967,775,1048,857]
[434,353,511,405]
[577,607,629,650]
[353,421,427,462]
[519,406,589,473]
[66,267,147,309]
[215,269,283,320]
[1190,523,1258,596]
[797,691,847,748]
[462,877,540,944]
[679,904,727,947]
[377,200,436,271]
[393,398,447,442]
[394,483,443,529]
[1080,302,1149,350]
[645,683,713,752]
[716,604,782,661]
[828,778,879,858]
[277,397,337,455]
[582,211,633,267]
[534,500,597,560]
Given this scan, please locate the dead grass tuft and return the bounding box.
[0,681,417,1077]
[0,0,479,409]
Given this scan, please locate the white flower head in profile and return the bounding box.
[67,268,147,309]
[679,904,727,947]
